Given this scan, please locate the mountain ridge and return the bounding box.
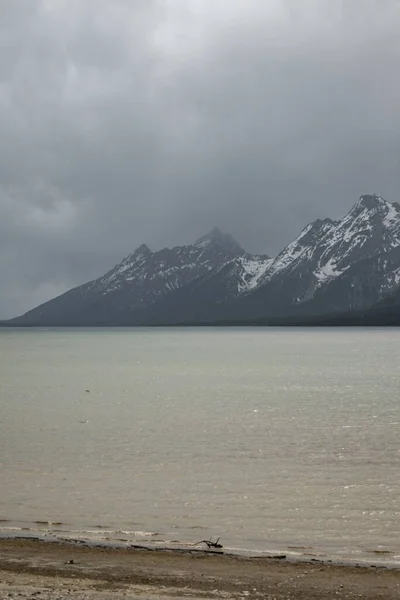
[8,194,400,326]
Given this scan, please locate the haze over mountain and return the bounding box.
[9,194,400,326]
[1,2,400,318]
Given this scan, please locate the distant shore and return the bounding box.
[0,538,399,600]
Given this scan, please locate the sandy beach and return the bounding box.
[0,539,399,600]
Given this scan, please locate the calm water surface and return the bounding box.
[0,327,399,564]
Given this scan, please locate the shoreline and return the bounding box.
[1,529,399,571]
[1,538,399,600]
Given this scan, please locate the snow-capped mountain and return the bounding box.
[14,226,271,325]
[88,227,245,305]
[265,194,400,288]
[241,194,400,318]
[10,194,400,326]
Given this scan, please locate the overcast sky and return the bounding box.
[1,0,400,318]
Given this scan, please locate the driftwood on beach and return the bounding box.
[193,537,223,549]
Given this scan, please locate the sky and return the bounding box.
[1,0,400,318]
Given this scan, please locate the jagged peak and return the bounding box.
[343,194,400,229]
[310,217,337,229]
[359,193,386,205]
[194,226,244,255]
[131,243,152,257]
[317,217,336,225]
[195,226,225,244]
[296,217,337,241]
[113,243,152,269]
[352,193,387,213]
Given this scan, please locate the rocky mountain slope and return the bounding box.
[10,194,400,326]
[12,227,271,325]
[235,194,400,320]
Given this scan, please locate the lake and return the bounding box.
[0,327,399,565]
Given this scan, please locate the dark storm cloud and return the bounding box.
[1,0,400,317]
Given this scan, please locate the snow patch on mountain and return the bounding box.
[314,257,348,282]
[237,256,274,292]
[394,266,400,286]
[384,202,398,227]
[262,219,336,282]
[267,241,306,275]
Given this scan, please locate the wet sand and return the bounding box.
[0,539,399,599]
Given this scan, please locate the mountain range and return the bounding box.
[8,194,400,326]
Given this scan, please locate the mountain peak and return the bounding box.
[346,195,400,228]
[132,243,152,258]
[195,226,224,244]
[194,227,243,255]
[356,194,386,211]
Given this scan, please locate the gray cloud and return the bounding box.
[1,0,400,317]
